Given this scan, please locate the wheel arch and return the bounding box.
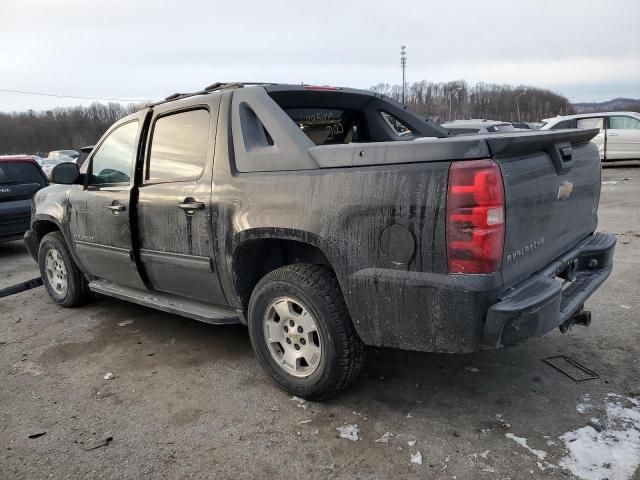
[232,233,337,313]
[31,215,85,273]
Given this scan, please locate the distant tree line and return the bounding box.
[0,102,141,155]
[0,80,577,154]
[573,97,640,114]
[370,80,574,123]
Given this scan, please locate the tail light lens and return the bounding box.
[446,159,505,274]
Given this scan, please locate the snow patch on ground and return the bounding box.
[505,433,547,460]
[336,424,359,441]
[576,393,592,414]
[375,432,393,444]
[290,396,308,410]
[559,394,640,480]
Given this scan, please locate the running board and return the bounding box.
[88,280,240,325]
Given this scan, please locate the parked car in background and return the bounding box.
[27,154,45,166]
[48,150,79,162]
[510,122,542,130]
[442,119,520,135]
[40,159,66,179]
[0,155,48,243]
[541,112,640,161]
[76,145,94,169]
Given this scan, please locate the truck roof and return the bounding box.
[150,82,399,108]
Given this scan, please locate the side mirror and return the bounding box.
[51,162,80,184]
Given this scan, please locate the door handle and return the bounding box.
[608,132,618,136]
[178,199,205,212]
[108,203,126,214]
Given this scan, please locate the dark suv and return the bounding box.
[0,156,48,243]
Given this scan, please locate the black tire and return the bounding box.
[248,264,365,400]
[38,231,90,307]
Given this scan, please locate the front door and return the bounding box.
[606,115,640,160]
[137,100,227,305]
[68,116,146,289]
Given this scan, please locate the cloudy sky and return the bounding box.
[1,0,638,112]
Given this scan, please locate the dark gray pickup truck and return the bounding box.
[24,83,615,399]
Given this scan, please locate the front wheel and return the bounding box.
[38,231,90,307]
[248,264,365,400]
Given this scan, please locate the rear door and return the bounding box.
[68,115,146,289]
[576,117,605,160]
[136,98,227,305]
[605,115,640,160]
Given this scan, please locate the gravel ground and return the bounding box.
[0,240,39,291]
[1,165,639,480]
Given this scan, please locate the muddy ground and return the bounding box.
[1,165,639,479]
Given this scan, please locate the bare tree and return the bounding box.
[0,102,142,155]
[374,80,572,123]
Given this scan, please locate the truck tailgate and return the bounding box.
[487,129,602,288]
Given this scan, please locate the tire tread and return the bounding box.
[249,264,365,400]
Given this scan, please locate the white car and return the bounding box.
[48,150,79,162]
[40,158,68,179]
[541,112,640,161]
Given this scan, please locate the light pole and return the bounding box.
[400,45,407,105]
[448,87,461,122]
[516,90,527,122]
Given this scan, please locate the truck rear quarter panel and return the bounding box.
[211,93,492,352]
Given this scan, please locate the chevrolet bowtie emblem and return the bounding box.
[558,180,574,200]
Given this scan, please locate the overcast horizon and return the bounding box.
[1,0,638,113]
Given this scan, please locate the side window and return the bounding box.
[381,111,414,136]
[576,117,603,131]
[609,116,640,129]
[147,109,210,182]
[90,121,138,185]
[551,119,575,130]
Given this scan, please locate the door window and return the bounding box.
[90,121,138,185]
[609,116,640,129]
[147,109,210,182]
[550,119,576,129]
[576,117,603,131]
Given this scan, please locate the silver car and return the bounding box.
[48,150,79,161]
[541,112,640,161]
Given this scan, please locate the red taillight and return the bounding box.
[446,159,505,274]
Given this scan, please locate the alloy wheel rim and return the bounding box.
[263,296,322,378]
[45,248,68,296]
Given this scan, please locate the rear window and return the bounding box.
[486,124,517,133]
[0,161,46,185]
[447,127,481,134]
[147,109,210,182]
[284,108,365,146]
[551,119,576,130]
[577,117,603,130]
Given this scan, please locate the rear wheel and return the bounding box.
[38,231,90,307]
[248,264,365,400]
